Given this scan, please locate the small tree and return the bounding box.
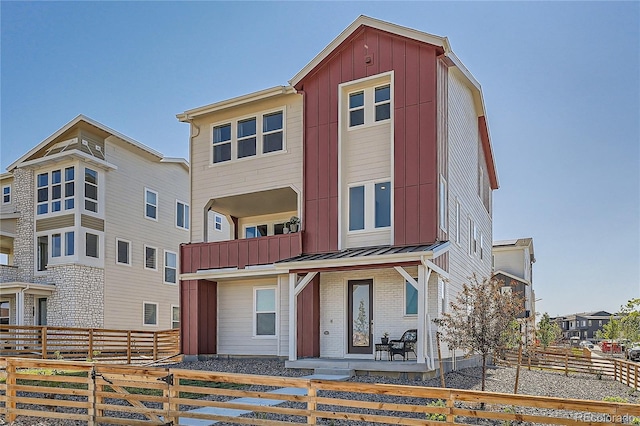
[435,275,522,391]
[536,312,561,349]
[620,298,640,343]
[596,316,622,356]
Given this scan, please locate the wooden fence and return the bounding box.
[0,357,639,425]
[0,325,180,364]
[500,347,640,390]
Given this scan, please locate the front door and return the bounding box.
[37,298,47,326]
[347,279,373,354]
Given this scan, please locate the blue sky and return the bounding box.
[1,1,638,317]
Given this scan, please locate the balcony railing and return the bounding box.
[181,232,303,274]
[0,264,18,283]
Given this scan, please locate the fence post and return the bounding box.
[88,329,94,360]
[635,364,638,391]
[88,365,96,426]
[153,332,158,361]
[446,391,455,424]
[127,331,132,364]
[165,368,179,425]
[41,327,47,359]
[6,358,16,423]
[307,380,317,424]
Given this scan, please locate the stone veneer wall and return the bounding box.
[47,264,104,328]
[23,295,34,326]
[0,265,19,283]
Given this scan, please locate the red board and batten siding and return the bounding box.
[295,26,443,254]
[181,279,217,355]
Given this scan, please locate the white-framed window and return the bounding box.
[214,214,223,231]
[65,231,74,256]
[171,305,180,329]
[348,91,365,127]
[473,224,478,255]
[36,167,76,215]
[211,109,285,164]
[51,233,61,258]
[347,82,392,128]
[245,224,267,239]
[468,218,473,256]
[64,167,75,210]
[254,287,276,337]
[145,188,158,220]
[405,281,418,316]
[2,185,10,204]
[116,238,131,265]
[36,172,48,214]
[0,300,9,325]
[348,180,391,232]
[164,250,177,284]
[374,85,391,122]
[439,176,447,232]
[455,199,461,245]
[36,231,75,272]
[479,233,484,260]
[144,245,157,270]
[84,167,98,213]
[86,233,99,258]
[143,302,158,326]
[176,200,190,230]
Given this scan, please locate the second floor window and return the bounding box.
[349,181,391,232]
[116,238,131,265]
[144,245,157,270]
[237,118,257,158]
[145,189,158,220]
[374,85,391,121]
[84,168,98,213]
[213,124,232,163]
[215,214,223,231]
[2,185,10,204]
[86,233,99,258]
[176,201,189,230]
[347,82,392,128]
[164,250,177,284]
[37,167,75,215]
[349,91,365,127]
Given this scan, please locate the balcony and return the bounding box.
[0,264,18,283]
[181,232,302,274]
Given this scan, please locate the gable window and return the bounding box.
[51,234,61,258]
[37,235,48,271]
[2,185,10,204]
[84,168,98,213]
[143,302,158,326]
[374,85,391,121]
[254,287,276,336]
[164,250,177,284]
[172,305,180,329]
[176,200,190,230]
[349,181,391,232]
[214,214,223,231]
[455,200,461,245]
[405,281,418,316]
[64,167,75,210]
[213,124,232,163]
[86,233,99,258]
[263,111,283,153]
[348,91,365,127]
[439,176,447,232]
[116,238,131,265]
[237,118,257,158]
[144,245,157,270]
[145,188,158,220]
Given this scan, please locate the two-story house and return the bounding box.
[492,238,536,345]
[0,115,189,330]
[552,311,617,341]
[177,16,498,373]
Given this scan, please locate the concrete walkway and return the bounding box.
[179,374,350,426]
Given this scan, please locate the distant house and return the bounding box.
[492,238,536,345]
[177,15,499,373]
[552,311,617,341]
[0,115,189,330]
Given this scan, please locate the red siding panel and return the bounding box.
[318,68,330,126]
[304,199,318,253]
[419,45,437,104]
[238,240,248,269]
[257,238,269,265]
[305,126,319,201]
[317,197,330,253]
[419,101,438,185]
[306,78,319,128]
[317,124,330,199]
[297,274,320,357]
[404,105,420,187]
[404,185,420,245]
[419,182,437,243]
[405,42,420,107]
[181,245,192,274]
[378,33,393,72]
[209,244,220,269]
[394,107,406,187]
[392,38,406,107]
[394,187,406,246]
[328,122,339,198]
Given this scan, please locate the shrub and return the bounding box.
[426,399,446,421]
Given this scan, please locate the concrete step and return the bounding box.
[312,368,354,378]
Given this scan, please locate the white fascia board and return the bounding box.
[15,149,118,172]
[160,157,189,172]
[0,282,56,294]
[7,114,166,171]
[493,269,531,286]
[180,264,283,281]
[177,86,296,121]
[275,250,435,271]
[289,15,450,87]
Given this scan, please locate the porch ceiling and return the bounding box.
[208,187,297,217]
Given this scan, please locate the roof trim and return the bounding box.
[493,270,530,286]
[289,15,451,87]
[177,86,296,121]
[7,115,186,172]
[14,149,118,172]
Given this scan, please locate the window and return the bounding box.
[374,85,391,121]
[348,91,365,127]
[0,300,9,326]
[37,172,48,214]
[84,168,98,213]
[2,185,10,204]
[374,182,391,228]
[144,245,157,270]
[473,224,478,255]
[468,218,473,256]
[440,280,447,314]
[37,236,48,271]
[86,233,99,258]
[263,111,283,153]
[405,281,418,316]
[245,225,267,239]
[349,186,365,231]
[214,214,223,231]
[64,167,74,210]
[255,288,276,336]
[65,232,74,256]
[439,176,447,231]
[213,124,232,163]
[237,117,257,158]
[164,250,177,284]
[479,233,484,260]
[51,169,62,212]
[455,200,461,245]
[145,188,158,220]
[588,320,592,327]
[51,234,61,258]
[172,305,180,329]
[501,286,513,296]
[143,302,158,326]
[116,238,131,265]
[176,201,190,230]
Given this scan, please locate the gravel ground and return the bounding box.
[3,358,638,425]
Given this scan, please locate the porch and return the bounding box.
[285,356,437,379]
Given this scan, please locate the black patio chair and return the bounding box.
[388,329,417,361]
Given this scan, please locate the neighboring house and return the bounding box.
[492,238,536,345]
[552,311,617,341]
[0,115,189,330]
[177,16,499,372]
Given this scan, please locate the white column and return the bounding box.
[288,273,297,361]
[16,290,24,325]
[417,264,429,364]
